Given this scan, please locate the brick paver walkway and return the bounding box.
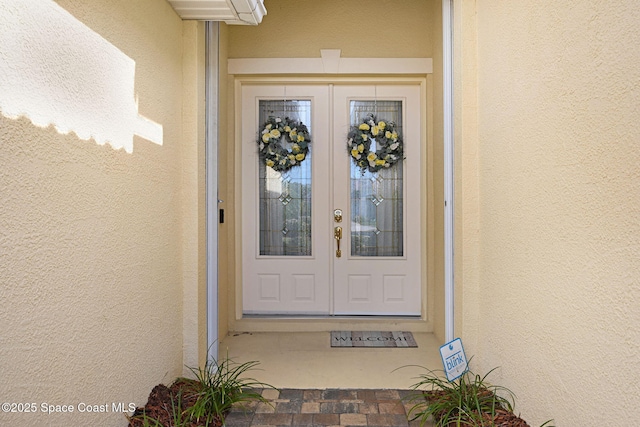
[224,389,426,427]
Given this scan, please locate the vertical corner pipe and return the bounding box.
[442,0,455,343]
[205,21,220,362]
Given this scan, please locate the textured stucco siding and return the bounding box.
[458,1,640,424]
[0,1,195,426]
[227,0,433,59]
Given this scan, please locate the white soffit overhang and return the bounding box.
[167,0,266,25]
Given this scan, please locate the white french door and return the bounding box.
[241,84,422,316]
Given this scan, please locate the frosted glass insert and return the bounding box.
[259,100,312,256]
[350,100,403,257]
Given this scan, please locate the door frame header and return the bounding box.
[229,49,432,75]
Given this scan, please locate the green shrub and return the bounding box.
[127,354,275,427]
[184,355,274,426]
[403,365,554,427]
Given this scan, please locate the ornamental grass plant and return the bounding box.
[403,365,555,427]
[184,356,273,426]
[127,354,275,427]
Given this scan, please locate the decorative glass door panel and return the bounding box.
[242,84,422,316]
[350,100,404,257]
[258,100,312,256]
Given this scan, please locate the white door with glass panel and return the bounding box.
[242,84,422,316]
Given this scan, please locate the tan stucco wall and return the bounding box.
[181,20,209,371]
[428,0,446,342]
[228,0,433,59]
[456,1,640,424]
[220,0,444,331]
[0,1,205,425]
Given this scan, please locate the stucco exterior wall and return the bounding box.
[0,1,203,426]
[228,0,433,59]
[457,1,640,424]
[428,0,446,342]
[181,20,208,372]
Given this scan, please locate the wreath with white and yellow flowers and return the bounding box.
[258,116,310,172]
[348,113,403,174]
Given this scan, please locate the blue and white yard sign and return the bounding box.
[439,338,468,381]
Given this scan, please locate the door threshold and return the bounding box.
[243,314,422,320]
[231,314,431,334]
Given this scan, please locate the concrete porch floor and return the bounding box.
[219,332,443,390]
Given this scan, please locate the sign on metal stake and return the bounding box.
[439,338,468,381]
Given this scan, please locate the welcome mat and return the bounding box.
[331,331,418,348]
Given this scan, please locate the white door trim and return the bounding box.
[231,74,433,332]
[229,49,432,75]
[443,0,455,343]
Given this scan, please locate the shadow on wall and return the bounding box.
[0,0,163,153]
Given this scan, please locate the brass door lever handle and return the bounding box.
[334,226,342,258]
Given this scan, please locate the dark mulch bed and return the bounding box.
[126,379,224,427]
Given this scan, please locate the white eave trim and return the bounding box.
[168,0,266,25]
[228,49,433,75]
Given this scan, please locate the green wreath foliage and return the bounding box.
[347,113,403,174]
[258,116,310,172]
